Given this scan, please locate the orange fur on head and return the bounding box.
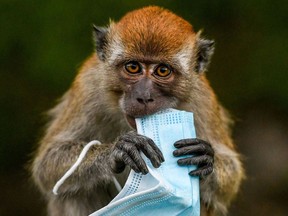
[115,6,195,57]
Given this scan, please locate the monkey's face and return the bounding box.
[116,60,180,128]
[101,10,198,128]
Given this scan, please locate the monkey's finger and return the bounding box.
[130,152,149,175]
[173,144,213,157]
[110,151,126,173]
[120,133,161,159]
[177,155,213,166]
[131,152,149,175]
[174,138,209,148]
[189,165,213,178]
[174,138,213,155]
[121,152,142,173]
[120,142,149,174]
[140,145,162,169]
[139,139,164,168]
[135,134,164,162]
[146,138,165,162]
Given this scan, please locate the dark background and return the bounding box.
[1,0,287,215]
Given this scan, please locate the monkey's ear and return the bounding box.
[195,35,215,73]
[93,25,108,61]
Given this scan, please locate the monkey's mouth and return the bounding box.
[125,114,137,129]
[125,107,170,130]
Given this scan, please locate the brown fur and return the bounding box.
[31,6,244,216]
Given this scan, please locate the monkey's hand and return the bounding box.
[173,138,214,179]
[110,131,165,175]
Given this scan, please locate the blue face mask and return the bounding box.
[91,109,200,216]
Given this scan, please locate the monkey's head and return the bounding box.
[93,6,214,128]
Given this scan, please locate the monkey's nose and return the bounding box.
[136,97,154,105]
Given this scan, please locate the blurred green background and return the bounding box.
[0,0,287,215]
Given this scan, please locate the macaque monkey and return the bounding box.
[32,6,244,216]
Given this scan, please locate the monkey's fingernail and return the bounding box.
[177,159,186,165]
[173,150,179,156]
[159,153,165,162]
[133,168,140,173]
[150,158,160,167]
[142,168,149,175]
[174,143,181,148]
[152,161,161,168]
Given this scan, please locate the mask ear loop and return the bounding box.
[52,140,122,195]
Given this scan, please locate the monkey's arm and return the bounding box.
[173,138,243,215]
[201,143,243,215]
[33,132,164,196]
[32,138,114,195]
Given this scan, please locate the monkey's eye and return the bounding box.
[125,61,141,74]
[154,65,172,78]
